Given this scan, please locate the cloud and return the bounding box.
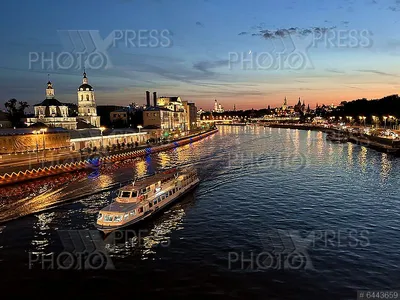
[344,85,364,90]
[246,26,336,40]
[356,69,398,77]
[193,59,229,73]
[182,90,264,97]
[326,68,346,74]
[238,32,248,36]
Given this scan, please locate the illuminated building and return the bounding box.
[25,71,101,129]
[25,80,78,129]
[143,93,188,131]
[213,99,224,113]
[77,70,101,127]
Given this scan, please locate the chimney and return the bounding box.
[153,92,157,107]
[146,91,150,107]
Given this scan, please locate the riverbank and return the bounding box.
[0,128,218,186]
[267,123,400,154]
[216,123,247,126]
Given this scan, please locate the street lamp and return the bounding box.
[137,125,143,133]
[40,128,47,159]
[383,116,388,129]
[99,126,105,148]
[359,116,366,127]
[371,116,377,128]
[32,130,39,162]
[389,115,395,129]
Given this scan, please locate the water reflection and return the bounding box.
[380,153,392,181]
[316,131,324,156]
[30,211,55,254]
[292,129,300,154]
[135,160,147,178]
[358,146,368,173]
[306,130,312,153]
[158,152,169,169]
[145,155,155,174]
[347,143,354,167]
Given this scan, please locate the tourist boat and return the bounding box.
[326,132,349,143]
[95,167,199,234]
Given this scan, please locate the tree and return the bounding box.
[4,99,29,127]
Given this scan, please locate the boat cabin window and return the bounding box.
[140,186,151,194]
[104,215,113,222]
[120,191,132,198]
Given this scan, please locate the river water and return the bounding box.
[1,125,399,299]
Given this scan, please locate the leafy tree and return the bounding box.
[4,98,29,127]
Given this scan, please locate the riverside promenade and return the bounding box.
[267,123,400,154]
[0,128,218,186]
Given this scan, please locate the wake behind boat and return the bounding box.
[95,167,199,234]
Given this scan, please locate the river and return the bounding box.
[1,125,399,299]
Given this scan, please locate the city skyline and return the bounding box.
[2,0,400,110]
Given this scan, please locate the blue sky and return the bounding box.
[2,0,400,111]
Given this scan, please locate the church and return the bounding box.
[25,71,101,129]
[77,71,100,127]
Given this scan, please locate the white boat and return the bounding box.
[95,167,199,234]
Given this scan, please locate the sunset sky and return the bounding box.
[2,0,400,111]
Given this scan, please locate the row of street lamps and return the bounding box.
[340,115,398,129]
[98,126,143,148]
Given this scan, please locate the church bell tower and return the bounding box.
[77,70,100,127]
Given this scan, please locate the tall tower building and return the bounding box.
[282,97,287,110]
[77,70,100,127]
[46,79,55,99]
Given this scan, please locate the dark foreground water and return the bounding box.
[1,125,399,299]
